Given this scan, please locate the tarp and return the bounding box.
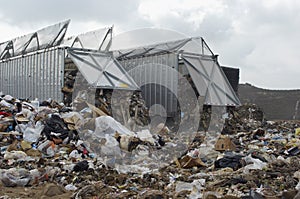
[114,37,214,60]
[63,27,112,51]
[67,48,139,90]
[0,20,70,59]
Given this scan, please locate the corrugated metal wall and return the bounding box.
[0,48,65,101]
[119,53,178,117]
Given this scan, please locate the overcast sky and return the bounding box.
[0,0,299,89]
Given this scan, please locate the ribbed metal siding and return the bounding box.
[0,48,65,101]
[119,53,178,117]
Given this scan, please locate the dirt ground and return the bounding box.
[0,183,74,199]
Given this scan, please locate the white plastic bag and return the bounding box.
[23,121,44,143]
[243,155,267,174]
[94,116,134,137]
[136,130,155,144]
[100,134,121,157]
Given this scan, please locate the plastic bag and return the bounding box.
[243,155,267,174]
[69,150,82,159]
[23,121,44,143]
[100,134,121,157]
[94,116,134,137]
[0,168,31,187]
[61,111,84,130]
[136,129,155,144]
[4,151,27,160]
[175,179,205,199]
[65,184,77,191]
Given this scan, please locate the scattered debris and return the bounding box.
[1,94,300,198]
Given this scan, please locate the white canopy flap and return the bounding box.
[182,54,240,106]
[67,48,139,90]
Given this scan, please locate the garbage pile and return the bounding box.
[62,70,150,129]
[1,94,300,198]
[222,103,265,134]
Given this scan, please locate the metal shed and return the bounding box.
[0,21,133,101]
[0,20,70,101]
[113,37,240,116]
[0,20,240,119]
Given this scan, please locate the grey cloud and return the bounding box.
[0,0,299,89]
[140,9,235,43]
[0,0,142,25]
[194,13,234,42]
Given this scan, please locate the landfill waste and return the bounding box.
[215,135,236,151]
[0,168,31,187]
[1,94,300,198]
[214,152,245,170]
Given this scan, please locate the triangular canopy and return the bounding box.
[113,36,240,106]
[63,27,112,51]
[67,48,139,90]
[114,37,214,59]
[182,53,240,106]
[0,20,70,59]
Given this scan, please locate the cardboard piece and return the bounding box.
[295,128,300,136]
[215,136,236,151]
[16,116,30,122]
[178,155,206,168]
[86,102,108,117]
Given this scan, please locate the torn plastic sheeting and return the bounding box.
[22,102,37,112]
[100,134,121,157]
[65,184,78,191]
[0,168,31,187]
[3,95,13,101]
[94,116,135,137]
[4,151,27,160]
[23,121,44,143]
[136,129,155,144]
[115,164,151,174]
[69,150,82,159]
[250,187,283,199]
[61,111,84,130]
[198,142,220,161]
[16,108,33,120]
[243,155,267,174]
[175,179,205,199]
[0,100,13,108]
